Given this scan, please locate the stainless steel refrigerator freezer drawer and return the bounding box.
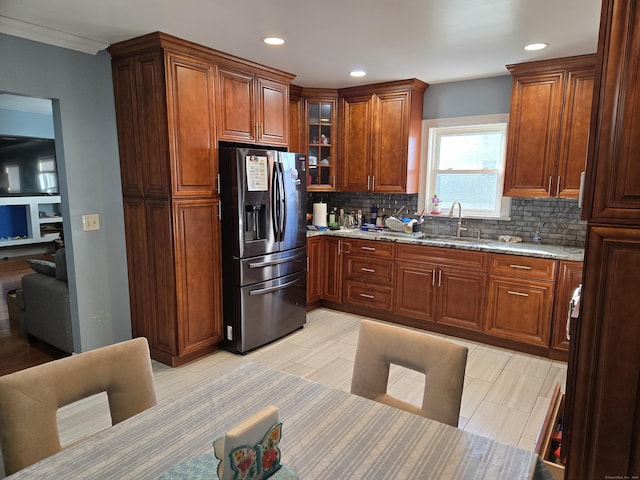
[236,247,306,286]
[234,270,307,353]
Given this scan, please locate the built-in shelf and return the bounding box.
[0,196,63,247]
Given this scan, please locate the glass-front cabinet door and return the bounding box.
[305,96,337,191]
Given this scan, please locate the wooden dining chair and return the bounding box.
[351,319,468,427]
[0,337,157,475]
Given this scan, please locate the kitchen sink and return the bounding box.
[423,235,494,245]
[380,231,425,239]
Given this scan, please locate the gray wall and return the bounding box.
[423,75,513,119]
[0,33,131,352]
[0,108,55,138]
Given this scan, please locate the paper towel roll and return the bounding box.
[313,203,327,227]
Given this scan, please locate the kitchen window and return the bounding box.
[419,114,511,219]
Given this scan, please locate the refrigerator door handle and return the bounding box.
[278,161,286,241]
[271,161,281,241]
[248,277,302,296]
[248,251,306,268]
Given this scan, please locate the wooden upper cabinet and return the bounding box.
[340,94,372,192]
[109,39,218,199]
[584,1,640,223]
[303,89,339,191]
[504,55,595,198]
[112,52,171,198]
[216,65,290,147]
[289,85,303,154]
[166,52,218,197]
[339,79,428,193]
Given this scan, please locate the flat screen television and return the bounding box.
[0,135,59,196]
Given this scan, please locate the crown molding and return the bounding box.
[0,16,109,55]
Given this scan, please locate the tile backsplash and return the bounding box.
[307,193,587,247]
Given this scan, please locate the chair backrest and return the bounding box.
[0,337,157,475]
[350,320,468,427]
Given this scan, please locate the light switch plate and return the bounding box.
[82,214,100,231]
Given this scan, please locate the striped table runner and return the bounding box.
[7,361,550,479]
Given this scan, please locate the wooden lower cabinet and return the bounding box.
[438,267,487,331]
[306,236,322,305]
[173,199,223,357]
[394,261,436,321]
[342,239,395,311]
[550,261,583,360]
[486,277,554,347]
[311,236,579,359]
[322,237,343,303]
[124,197,223,366]
[393,245,487,332]
[485,253,556,347]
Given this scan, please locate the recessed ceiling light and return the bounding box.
[263,37,285,46]
[524,43,549,51]
[350,70,366,78]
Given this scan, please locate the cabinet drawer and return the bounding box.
[396,243,488,270]
[535,383,565,479]
[342,239,395,258]
[489,254,557,281]
[344,256,394,285]
[343,280,393,311]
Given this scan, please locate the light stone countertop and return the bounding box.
[307,228,584,262]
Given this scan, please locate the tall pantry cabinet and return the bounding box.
[564,0,640,478]
[109,33,222,366]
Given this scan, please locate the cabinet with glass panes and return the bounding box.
[304,93,337,191]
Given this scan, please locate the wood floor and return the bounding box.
[0,307,566,478]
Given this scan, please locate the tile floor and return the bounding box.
[0,307,567,478]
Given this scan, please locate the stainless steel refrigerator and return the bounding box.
[219,146,307,353]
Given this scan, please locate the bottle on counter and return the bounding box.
[328,207,337,228]
[370,206,378,225]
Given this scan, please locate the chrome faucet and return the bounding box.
[448,201,467,237]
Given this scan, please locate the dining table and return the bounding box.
[6,360,553,479]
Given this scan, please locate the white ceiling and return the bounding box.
[0,0,602,88]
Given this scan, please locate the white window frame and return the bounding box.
[418,114,511,220]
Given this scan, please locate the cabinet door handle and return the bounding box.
[372,176,375,191]
[548,176,553,196]
[360,267,375,273]
[361,246,376,251]
[432,269,436,286]
[333,175,336,188]
[367,175,371,191]
[508,290,529,297]
[216,174,221,195]
[556,176,561,196]
[438,270,442,287]
[359,293,375,299]
[218,201,222,220]
[338,240,341,256]
[509,264,532,270]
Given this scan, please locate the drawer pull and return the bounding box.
[360,267,376,273]
[509,264,532,270]
[507,290,529,297]
[359,293,375,299]
[361,246,376,251]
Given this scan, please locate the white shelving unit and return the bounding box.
[0,196,63,247]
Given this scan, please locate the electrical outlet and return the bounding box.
[82,214,100,231]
